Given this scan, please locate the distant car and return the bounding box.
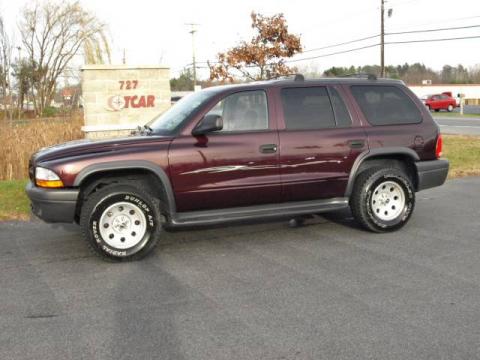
[421,93,457,112]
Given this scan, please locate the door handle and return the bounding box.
[348,139,365,149]
[259,144,278,154]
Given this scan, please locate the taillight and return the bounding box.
[435,133,443,158]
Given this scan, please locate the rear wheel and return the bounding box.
[80,183,162,261]
[350,167,415,233]
[447,104,454,112]
[434,109,440,112]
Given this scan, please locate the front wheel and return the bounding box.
[447,104,454,112]
[80,183,162,261]
[350,167,415,233]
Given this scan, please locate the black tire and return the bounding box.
[426,105,431,111]
[350,167,415,233]
[447,104,454,112]
[434,109,440,112]
[80,183,162,261]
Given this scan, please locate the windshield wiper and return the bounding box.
[131,124,154,136]
[143,124,153,133]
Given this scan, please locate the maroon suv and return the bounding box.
[26,76,449,261]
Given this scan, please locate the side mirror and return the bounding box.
[192,114,223,136]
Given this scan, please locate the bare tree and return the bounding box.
[19,0,110,116]
[0,15,12,121]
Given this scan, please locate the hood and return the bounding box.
[32,135,174,163]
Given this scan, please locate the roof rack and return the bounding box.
[267,73,305,82]
[340,73,377,80]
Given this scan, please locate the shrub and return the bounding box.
[0,113,84,180]
[42,106,58,118]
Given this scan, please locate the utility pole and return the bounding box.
[186,23,199,90]
[380,0,385,77]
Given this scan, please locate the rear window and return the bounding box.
[351,85,422,125]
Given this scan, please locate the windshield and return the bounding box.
[148,90,216,134]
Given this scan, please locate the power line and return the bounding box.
[302,34,379,53]
[387,15,480,31]
[285,34,480,64]
[183,21,480,71]
[295,23,480,57]
[285,43,380,63]
[387,24,480,35]
[386,34,480,44]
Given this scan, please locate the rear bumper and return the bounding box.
[25,182,79,223]
[415,159,449,191]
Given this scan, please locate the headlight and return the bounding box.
[35,167,64,188]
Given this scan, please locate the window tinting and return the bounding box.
[281,87,335,130]
[329,88,352,127]
[351,85,422,125]
[205,90,268,132]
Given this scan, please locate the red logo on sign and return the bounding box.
[107,95,155,111]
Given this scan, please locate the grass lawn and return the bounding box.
[0,135,479,221]
[443,135,480,178]
[0,179,30,221]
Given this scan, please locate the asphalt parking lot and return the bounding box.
[1,177,480,360]
[434,116,480,135]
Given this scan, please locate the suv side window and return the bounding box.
[281,87,336,130]
[204,90,269,132]
[351,85,422,125]
[329,87,352,127]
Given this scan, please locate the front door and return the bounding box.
[276,85,367,202]
[169,89,281,212]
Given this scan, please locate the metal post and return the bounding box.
[380,0,385,78]
[186,23,198,90]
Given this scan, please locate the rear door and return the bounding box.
[431,95,441,110]
[168,89,281,212]
[276,85,367,202]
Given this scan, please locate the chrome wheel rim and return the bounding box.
[99,202,147,249]
[371,181,405,221]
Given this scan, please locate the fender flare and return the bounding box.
[345,147,420,197]
[74,160,176,214]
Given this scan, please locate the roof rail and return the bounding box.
[294,74,305,82]
[340,73,377,80]
[267,73,305,81]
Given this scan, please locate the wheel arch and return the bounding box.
[345,147,420,197]
[74,160,176,220]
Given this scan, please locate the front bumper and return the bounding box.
[415,159,449,191]
[25,181,79,223]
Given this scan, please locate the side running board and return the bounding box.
[170,197,349,227]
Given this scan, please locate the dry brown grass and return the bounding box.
[0,114,83,180]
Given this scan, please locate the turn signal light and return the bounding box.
[35,179,65,188]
